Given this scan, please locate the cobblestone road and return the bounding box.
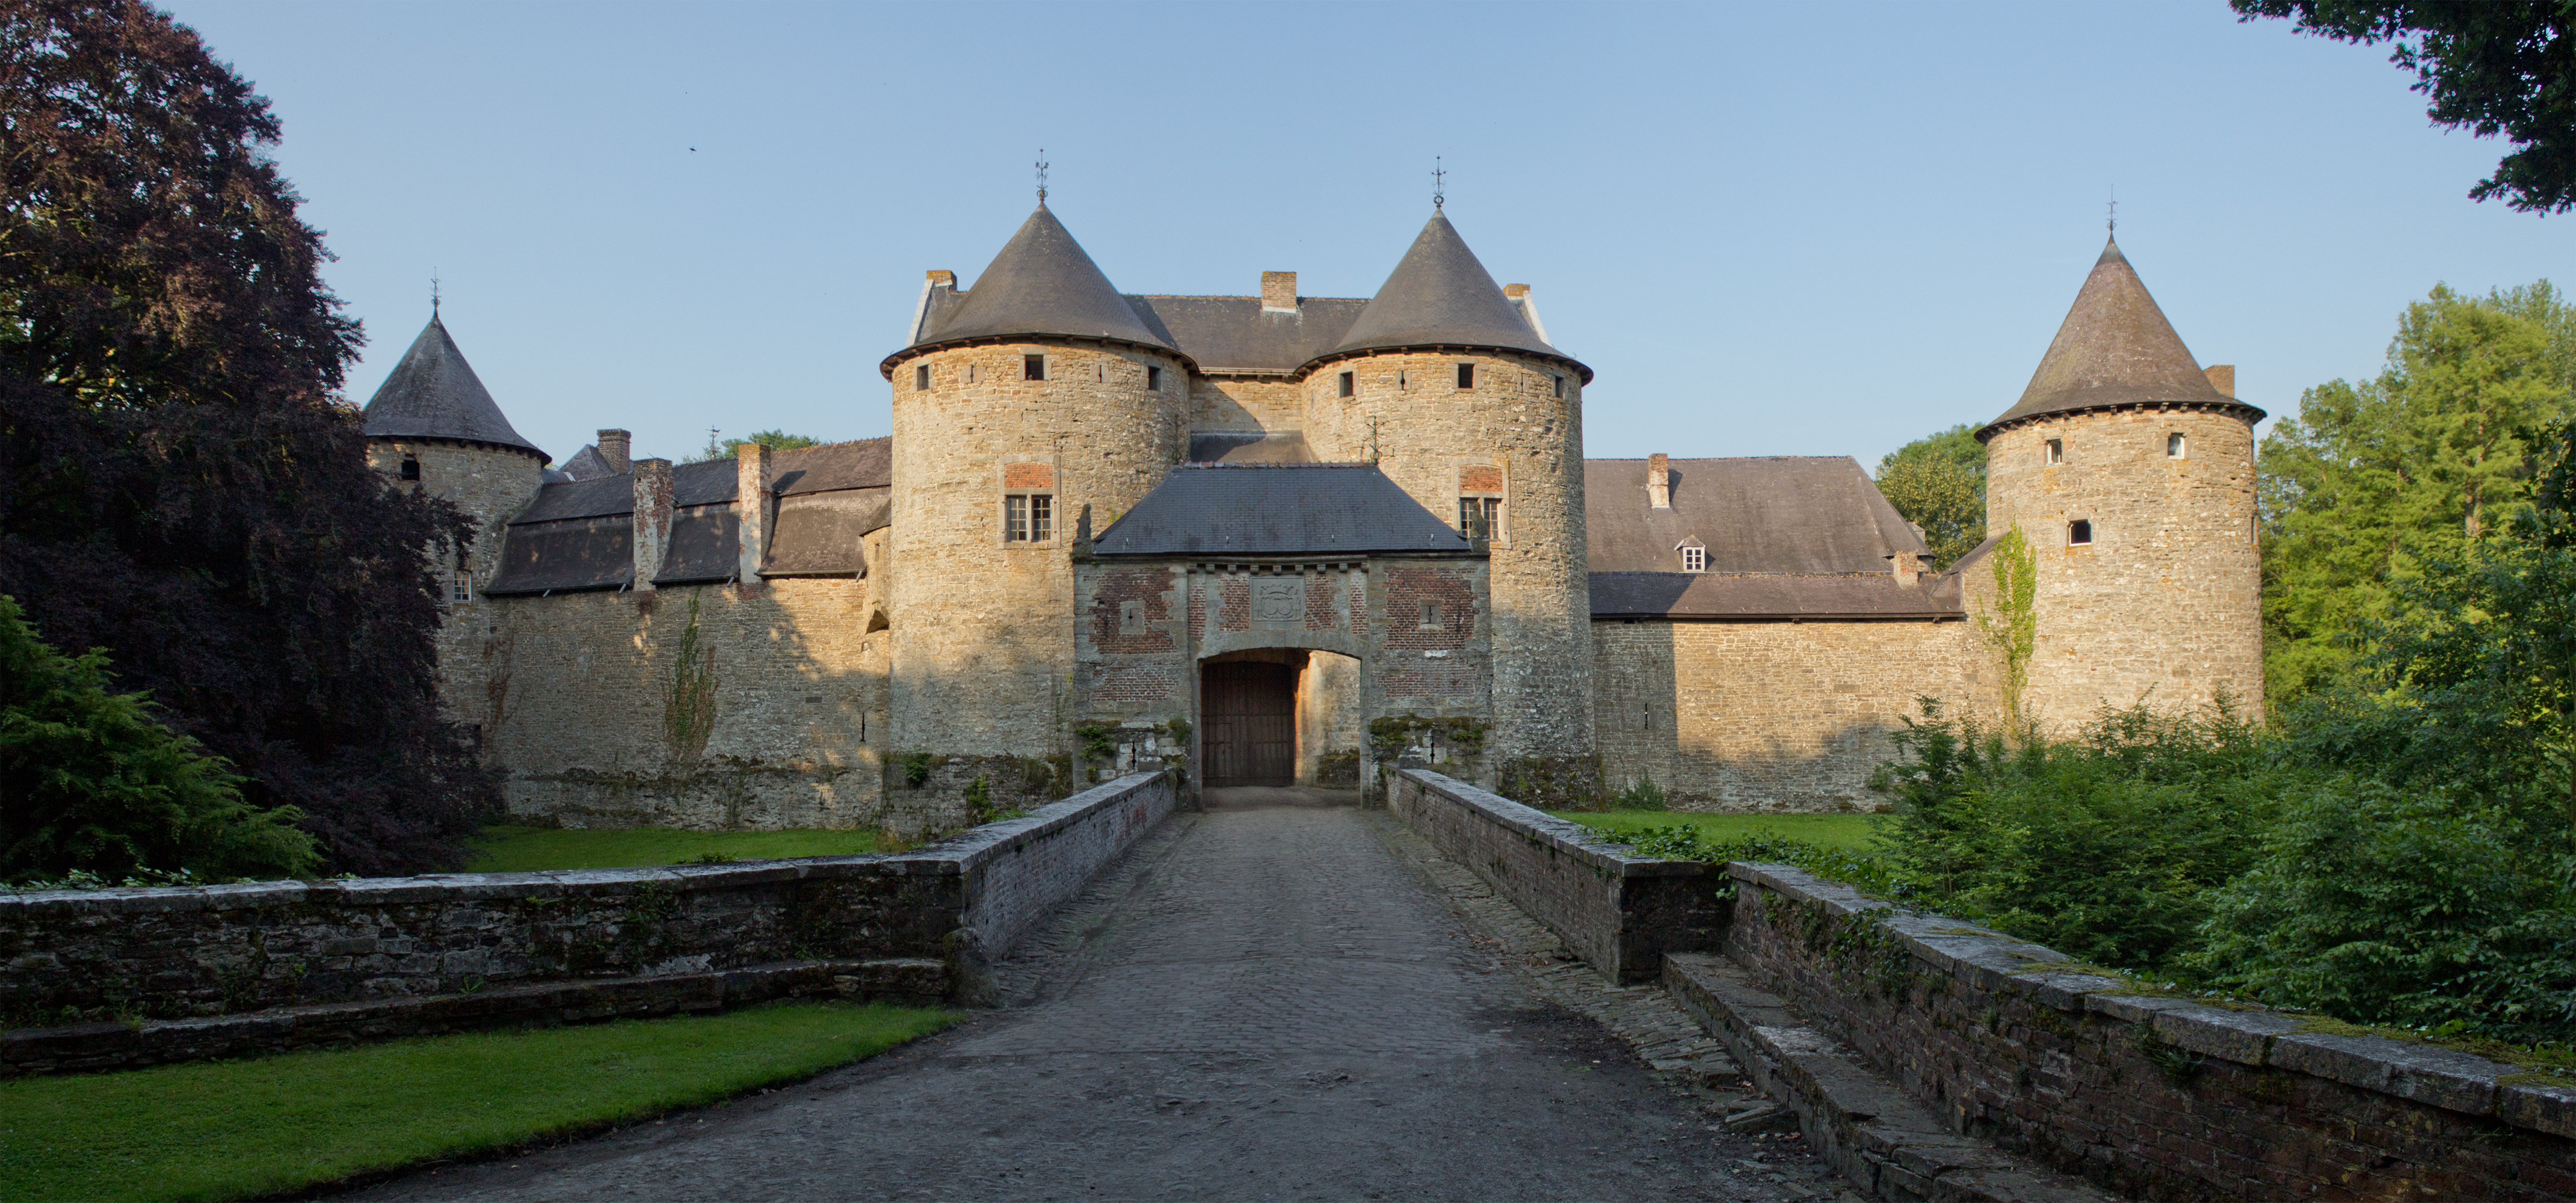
[349,790,1847,1202]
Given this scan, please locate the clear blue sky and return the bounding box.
[168,1,2571,470]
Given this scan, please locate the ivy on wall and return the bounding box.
[662,593,720,765]
[1977,525,2038,730]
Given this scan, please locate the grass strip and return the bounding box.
[464,825,881,872]
[1548,810,1887,852]
[0,1000,955,1202]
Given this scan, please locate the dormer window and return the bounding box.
[2044,438,2064,466]
[1680,544,1707,573]
[2167,432,2187,458]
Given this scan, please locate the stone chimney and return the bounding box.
[736,441,773,586]
[597,429,632,475]
[1647,454,1671,509]
[630,458,673,592]
[2204,365,2236,398]
[926,269,956,289]
[1261,271,1297,313]
[1890,549,1923,587]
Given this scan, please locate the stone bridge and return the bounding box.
[3,774,2571,1201]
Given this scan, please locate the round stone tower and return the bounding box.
[358,311,550,727]
[1974,237,2264,731]
[878,205,1191,775]
[1298,210,1597,792]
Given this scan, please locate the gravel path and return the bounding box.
[345,790,1846,1202]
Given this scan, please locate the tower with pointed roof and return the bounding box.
[1296,209,1598,781]
[361,312,551,728]
[878,203,1192,764]
[1970,238,2265,730]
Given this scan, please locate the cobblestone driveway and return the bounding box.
[350,790,1844,1202]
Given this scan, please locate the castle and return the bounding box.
[359,203,2264,829]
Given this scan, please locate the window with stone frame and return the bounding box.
[1339,371,1354,398]
[1455,363,1475,389]
[1002,461,1056,543]
[2044,438,2064,465]
[1023,354,1046,381]
[1148,366,1162,390]
[1457,464,1505,541]
[915,364,931,391]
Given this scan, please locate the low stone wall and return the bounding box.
[1387,769,1722,983]
[0,772,1174,1075]
[1725,861,2576,1201]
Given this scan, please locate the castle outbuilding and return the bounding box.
[363,207,2259,826]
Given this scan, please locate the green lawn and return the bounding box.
[0,1001,956,1202]
[1548,810,1888,852]
[464,825,881,872]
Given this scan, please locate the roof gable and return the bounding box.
[1986,239,2237,430]
[360,315,546,460]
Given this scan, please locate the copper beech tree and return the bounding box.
[0,1,497,873]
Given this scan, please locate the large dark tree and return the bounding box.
[2234,1,2576,214]
[0,0,495,873]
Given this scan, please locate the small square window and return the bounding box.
[1147,366,1162,390]
[2069,519,2093,546]
[1551,375,1564,399]
[1680,544,1707,573]
[399,455,421,482]
[2167,432,2187,458]
[2044,438,2064,466]
[1456,363,1474,389]
[915,365,931,391]
[1339,371,1354,398]
[1023,354,1046,381]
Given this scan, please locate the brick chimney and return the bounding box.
[597,429,632,475]
[1647,454,1671,509]
[630,458,673,592]
[1261,271,1297,313]
[736,442,772,587]
[2204,365,2236,398]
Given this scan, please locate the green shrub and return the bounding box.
[1870,697,2288,972]
[1579,822,1896,896]
[0,595,318,884]
[1609,770,1668,811]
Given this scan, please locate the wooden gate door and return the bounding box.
[1202,661,1296,787]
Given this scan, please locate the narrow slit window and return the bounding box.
[1095,363,1105,383]
[2044,438,2064,466]
[1023,354,1046,381]
[1456,363,1474,389]
[1397,370,1408,390]
[1681,545,1707,573]
[2069,519,2093,546]
[1420,601,1443,629]
[914,364,931,391]
[1339,371,1354,398]
[1147,366,1162,390]
[964,362,976,384]
[1551,375,1565,399]
[2167,432,2187,458]
[399,455,421,482]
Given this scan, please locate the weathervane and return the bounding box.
[2107,185,2117,236]
[431,269,441,315]
[1036,149,1049,205]
[1432,156,1446,211]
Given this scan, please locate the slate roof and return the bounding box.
[1592,572,1959,619]
[558,445,617,481]
[484,438,892,594]
[360,315,547,461]
[1584,457,1927,575]
[1127,297,1368,374]
[1091,464,1474,558]
[892,206,1180,367]
[1188,431,1317,464]
[1984,238,2261,435]
[1310,212,1590,382]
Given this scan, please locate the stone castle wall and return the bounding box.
[481,570,890,831]
[1592,617,1982,811]
[1982,406,2263,731]
[1190,375,1304,434]
[1302,350,1594,777]
[367,438,545,731]
[886,341,1186,763]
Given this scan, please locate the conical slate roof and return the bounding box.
[1310,211,1586,379]
[1983,239,2248,433]
[360,315,546,460]
[908,205,1176,354]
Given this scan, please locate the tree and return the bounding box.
[688,428,824,464]
[1875,423,1986,568]
[1,594,319,883]
[0,1,495,873]
[2233,1,2576,214]
[2259,282,2574,700]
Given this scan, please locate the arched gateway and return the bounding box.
[1076,463,1493,792]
